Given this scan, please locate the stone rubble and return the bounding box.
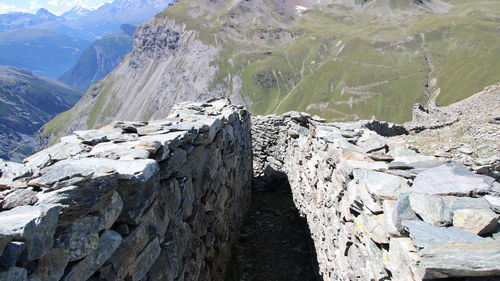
[0,99,253,281]
[252,112,500,281]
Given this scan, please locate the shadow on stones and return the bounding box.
[225,168,323,281]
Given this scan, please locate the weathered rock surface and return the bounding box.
[419,241,500,279]
[412,162,497,196]
[0,99,252,281]
[0,204,61,260]
[452,208,499,235]
[252,111,500,281]
[1,99,498,281]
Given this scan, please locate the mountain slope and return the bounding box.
[0,0,172,79]
[0,8,61,32]
[0,0,172,41]
[39,0,500,144]
[0,66,82,161]
[0,28,90,78]
[60,24,136,90]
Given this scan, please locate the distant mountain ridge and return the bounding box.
[0,0,172,40]
[60,24,137,90]
[38,0,500,145]
[0,66,82,161]
[0,0,171,79]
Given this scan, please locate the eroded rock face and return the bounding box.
[252,112,500,281]
[0,99,253,281]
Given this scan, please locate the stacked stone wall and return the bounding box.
[0,100,253,281]
[253,113,500,280]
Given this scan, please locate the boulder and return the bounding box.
[453,208,499,235]
[419,241,500,279]
[99,192,123,230]
[24,152,52,171]
[36,172,117,223]
[412,162,496,196]
[353,169,409,200]
[1,189,38,210]
[0,160,31,180]
[392,192,419,232]
[409,193,493,226]
[54,215,106,261]
[388,238,420,281]
[0,234,11,255]
[125,237,161,281]
[485,195,500,213]
[29,249,70,281]
[382,200,399,237]
[45,158,158,184]
[0,204,61,260]
[28,164,95,189]
[388,146,435,162]
[401,220,485,248]
[409,192,447,226]
[61,230,122,281]
[74,130,120,145]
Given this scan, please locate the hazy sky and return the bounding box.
[0,0,114,15]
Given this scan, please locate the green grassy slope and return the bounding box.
[163,0,500,122]
[40,0,500,145]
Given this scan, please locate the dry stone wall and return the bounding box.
[253,113,500,281]
[0,99,253,281]
[1,99,499,281]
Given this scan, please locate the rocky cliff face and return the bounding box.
[0,99,253,281]
[40,0,500,145]
[39,16,228,146]
[59,24,136,91]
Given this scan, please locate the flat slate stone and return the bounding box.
[28,164,95,189]
[341,161,388,176]
[393,192,419,232]
[401,220,485,248]
[485,195,500,213]
[419,241,500,279]
[353,169,409,200]
[0,160,31,180]
[409,193,493,226]
[1,188,38,210]
[453,208,499,235]
[47,158,158,184]
[89,142,150,160]
[412,162,496,196]
[389,146,436,165]
[0,204,61,260]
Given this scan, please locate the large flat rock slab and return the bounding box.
[401,220,485,248]
[412,162,497,196]
[419,241,500,279]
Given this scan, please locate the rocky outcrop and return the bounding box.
[404,84,500,180]
[252,112,500,280]
[0,99,253,281]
